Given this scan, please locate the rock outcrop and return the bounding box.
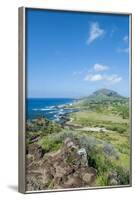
[26,138,96,191]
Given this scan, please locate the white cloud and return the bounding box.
[117,48,129,53]
[87,22,105,44]
[105,74,122,83]
[123,35,128,43]
[93,64,108,72]
[85,74,103,81]
[84,73,122,84]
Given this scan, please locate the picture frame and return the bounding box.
[19,7,132,193]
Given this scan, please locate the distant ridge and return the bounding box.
[82,88,128,104]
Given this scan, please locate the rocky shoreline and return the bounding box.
[52,103,79,126]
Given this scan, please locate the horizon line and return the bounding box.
[27,97,79,99]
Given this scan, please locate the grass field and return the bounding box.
[67,108,130,186]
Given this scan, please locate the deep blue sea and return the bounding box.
[26,98,76,122]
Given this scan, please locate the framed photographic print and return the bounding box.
[19,7,132,193]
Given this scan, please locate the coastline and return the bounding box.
[26,97,79,122]
[26,90,130,190]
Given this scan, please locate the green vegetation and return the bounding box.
[26,118,62,144]
[38,135,62,152]
[65,89,130,186]
[26,89,130,188]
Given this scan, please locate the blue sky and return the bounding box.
[26,9,130,98]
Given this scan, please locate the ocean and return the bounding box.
[26,98,77,123]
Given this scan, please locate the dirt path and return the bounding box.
[76,127,107,132]
[64,119,108,132]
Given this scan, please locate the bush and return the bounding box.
[38,131,99,156]
[96,174,108,186]
[38,130,80,153]
[26,118,62,137]
[106,124,127,134]
[38,136,62,152]
[116,167,130,185]
[103,142,119,159]
[49,130,79,142]
[78,135,97,151]
[87,143,130,186]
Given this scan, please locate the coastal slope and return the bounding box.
[25,88,130,190]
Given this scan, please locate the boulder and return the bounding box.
[26,138,96,191]
[77,148,88,167]
[27,143,45,160]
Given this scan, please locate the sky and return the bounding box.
[26,9,130,98]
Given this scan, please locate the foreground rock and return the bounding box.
[26,138,96,191]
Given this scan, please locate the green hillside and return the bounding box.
[82,88,128,104]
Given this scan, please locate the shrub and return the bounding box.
[88,151,112,174]
[38,130,80,152]
[49,130,79,142]
[106,124,127,134]
[38,136,62,152]
[96,174,108,186]
[78,135,97,151]
[26,118,62,137]
[103,142,119,159]
[87,146,129,186]
[116,167,130,185]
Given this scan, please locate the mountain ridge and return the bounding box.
[81,88,128,104]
